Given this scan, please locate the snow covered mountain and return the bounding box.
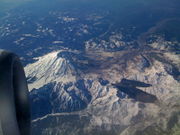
[25,37,180,135]
[25,50,92,119]
[25,51,76,91]
[1,0,179,134]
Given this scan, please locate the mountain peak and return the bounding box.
[25,51,76,91]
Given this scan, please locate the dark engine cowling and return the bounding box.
[0,50,30,135]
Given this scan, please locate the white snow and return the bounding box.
[25,51,76,91]
[52,41,63,44]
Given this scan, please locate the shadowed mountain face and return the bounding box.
[114,79,157,103]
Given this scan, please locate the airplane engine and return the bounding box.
[0,50,30,135]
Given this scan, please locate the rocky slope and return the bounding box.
[25,36,180,135]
